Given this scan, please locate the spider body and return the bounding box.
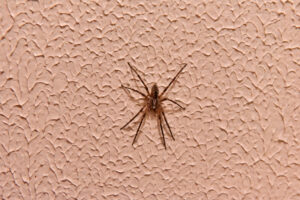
[149,84,159,112]
[121,62,187,149]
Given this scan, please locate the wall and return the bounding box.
[0,0,300,199]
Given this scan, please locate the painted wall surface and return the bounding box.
[0,0,300,199]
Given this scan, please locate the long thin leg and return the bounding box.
[132,113,146,145]
[161,111,175,140]
[160,63,187,97]
[121,107,144,130]
[128,62,150,95]
[159,115,167,149]
[121,84,146,97]
[162,98,185,110]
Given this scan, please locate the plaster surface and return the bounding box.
[0,0,300,199]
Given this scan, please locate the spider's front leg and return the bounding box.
[121,84,146,97]
[127,62,150,95]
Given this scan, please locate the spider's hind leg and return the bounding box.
[121,107,144,130]
[162,98,185,110]
[162,111,175,141]
[132,113,146,146]
[158,114,167,149]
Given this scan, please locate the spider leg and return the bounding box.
[162,98,185,110]
[121,84,146,97]
[159,115,167,149]
[128,62,150,95]
[132,113,146,145]
[161,111,175,140]
[120,107,144,130]
[160,63,187,97]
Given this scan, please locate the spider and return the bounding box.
[120,62,187,149]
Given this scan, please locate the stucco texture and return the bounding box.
[0,0,300,199]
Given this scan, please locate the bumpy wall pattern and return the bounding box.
[0,0,300,199]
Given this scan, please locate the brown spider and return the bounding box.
[120,62,187,149]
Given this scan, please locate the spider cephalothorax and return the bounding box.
[121,62,187,149]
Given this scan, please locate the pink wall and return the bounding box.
[0,0,300,199]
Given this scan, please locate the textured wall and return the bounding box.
[0,0,300,199]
